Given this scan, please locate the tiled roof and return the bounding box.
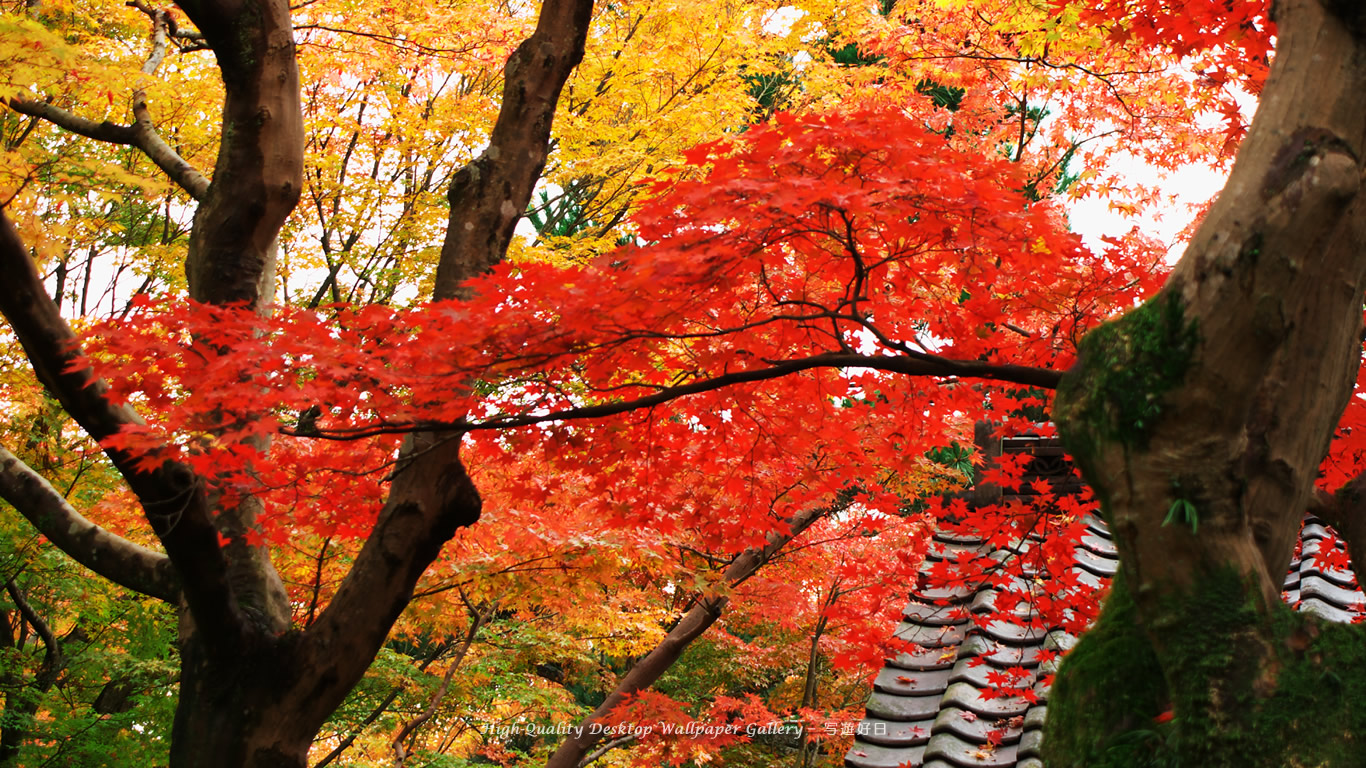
[845,434,1366,768]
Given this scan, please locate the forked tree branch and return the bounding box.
[0,580,65,762]
[432,0,595,300]
[391,602,488,767]
[298,0,597,728]
[4,581,61,680]
[311,640,453,768]
[0,207,238,650]
[3,7,210,202]
[172,0,304,307]
[2,96,210,200]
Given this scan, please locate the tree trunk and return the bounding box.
[2,0,595,764]
[795,614,827,768]
[170,640,313,768]
[1045,0,1366,764]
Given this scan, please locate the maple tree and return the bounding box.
[2,0,1366,766]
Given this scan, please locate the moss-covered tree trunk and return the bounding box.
[1046,0,1366,764]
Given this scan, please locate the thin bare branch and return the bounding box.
[391,603,488,766]
[545,501,832,768]
[578,735,636,767]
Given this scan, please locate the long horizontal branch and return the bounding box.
[289,352,1062,440]
[484,351,1061,425]
[5,97,209,202]
[4,1,208,200]
[0,446,179,603]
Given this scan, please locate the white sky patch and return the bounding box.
[1066,158,1228,261]
[761,6,806,36]
[1066,84,1256,260]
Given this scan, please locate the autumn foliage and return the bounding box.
[3,0,1366,765]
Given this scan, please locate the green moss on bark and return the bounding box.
[1055,290,1199,464]
[1042,572,1170,768]
[1044,567,1366,767]
[1149,566,1276,763]
[1252,617,1366,766]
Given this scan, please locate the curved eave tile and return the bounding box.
[845,740,925,768]
[893,621,969,650]
[904,599,972,626]
[874,667,952,697]
[923,732,1020,767]
[850,431,1366,768]
[931,706,1024,745]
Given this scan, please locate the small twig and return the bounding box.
[391,599,491,766]
[578,734,637,767]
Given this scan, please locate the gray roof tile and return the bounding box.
[923,732,1020,767]
[1299,573,1364,609]
[865,690,945,722]
[875,667,953,696]
[889,643,959,672]
[903,599,972,626]
[1073,546,1119,577]
[978,618,1049,646]
[845,741,926,768]
[931,706,1025,744]
[939,681,1033,719]
[893,620,970,649]
[858,717,932,747]
[1078,531,1117,555]
[845,435,1364,768]
[916,583,979,603]
[1297,597,1360,624]
[959,634,1043,667]
[1017,726,1045,757]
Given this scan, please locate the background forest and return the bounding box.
[2,0,1348,766]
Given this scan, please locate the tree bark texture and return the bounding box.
[1047,0,1366,764]
[0,0,595,765]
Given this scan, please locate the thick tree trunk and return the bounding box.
[1046,0,1366,764]
[170,640,313,768]
[157,0,598,759]
[3,0,594,763]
